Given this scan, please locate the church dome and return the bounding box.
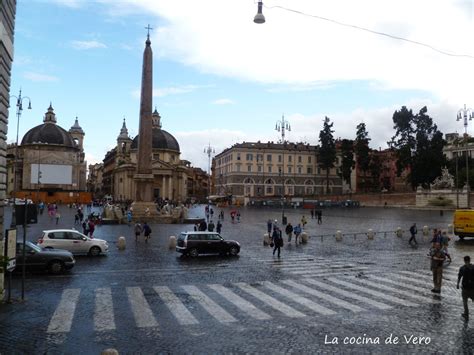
[21,104,76,148]
[131,128,180,152]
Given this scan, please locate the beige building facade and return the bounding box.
[214,141,343,203]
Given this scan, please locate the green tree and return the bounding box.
[318,116,336,194]
[339,139,355,190]
[354,122,371,191]
[391,106,446,189]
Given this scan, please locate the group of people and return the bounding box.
[266,217,310,258]
[194,219,223,234]
[133,221,152,242]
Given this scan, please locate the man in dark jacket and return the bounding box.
[457,255,474,320]
[285,223,293,242]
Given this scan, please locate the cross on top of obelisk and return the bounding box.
[145,24,153,39]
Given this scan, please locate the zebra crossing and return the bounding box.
[45,266,464,338]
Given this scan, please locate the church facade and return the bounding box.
[100,110,189,203]
[6,104,89,203]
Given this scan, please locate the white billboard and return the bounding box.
[30,164,73,185]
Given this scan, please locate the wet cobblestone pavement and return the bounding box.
[1,205,473,354]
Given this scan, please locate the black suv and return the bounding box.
[176,231,240,257]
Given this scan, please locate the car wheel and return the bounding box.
[459,236,465,240]
[48,260,64,274]
[229,246,239,256]
[188,248,199,257]
[89,246,101,256]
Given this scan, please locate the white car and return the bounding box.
[37,229,108,256]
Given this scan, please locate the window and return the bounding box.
[246,153,253,161]
[308,156,312,163]
[288,155,292,162]
[268,166,272,173]
[258,166,262,172]
[288,166,292,174]
[237,165,241,172]
[298,167,302,174]
[278,155,282,163]
[257,154,263,162]
[298,156,302,163]
[317,168,321,174]
[266,186,273,194]
[307,167,312,174]
[237,153,241,161]
[247,165,252,172]
[267,154,272,162]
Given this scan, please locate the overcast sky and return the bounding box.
[8,0,474,171]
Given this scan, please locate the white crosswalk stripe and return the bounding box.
[181,285,237,323]
[288,267,369,276]
[386,273,460,300]
[303,278,392,310]
[47,288,81,333]
[208,284,271,320]
[154,286,199,325]
[263,281,336,315]
[235,282,306,318]
[326,278,418,307]
[281,280,365,312]
[94,287,116,331]
[126,287,158,328]
[342,276,441,304]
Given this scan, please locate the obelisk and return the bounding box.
[133,26,159,220]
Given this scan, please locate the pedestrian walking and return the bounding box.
[285,223,293,242]
[134,222,142,242]
[294,224,302,245]
[267,219,273,234]
[236,211,241,223]
[457,255,474,320]
[82,219,89,235]
[441,231,452,262]
[143,222,152,242]
[272,227,283,258]
[127,210,132,225]
[409,223,418,245]
[219,210,224,220]
[74,213,80,225]
[317,210,322,225]
[88,219,95,237]
[216,220,222,234]
[310,209,315,219]
[199,220,207,231]
[208,220,215,232]
[430,243,446,293]
[55,212,61,225]
[301,215,307,229]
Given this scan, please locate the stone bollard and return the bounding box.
[447,224,454,235]
[423,225,429,236]
[335,230,342,241]
[367,229,374,240]
[117,236,126,250]
[395,227,403,238]
[263,233,270,246]
[169,235,177,249]
[301,232,308,244]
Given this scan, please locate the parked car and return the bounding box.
[14,240,75,274]
[176,231,240,257]
[37,229,108,256]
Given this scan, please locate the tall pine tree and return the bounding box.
[354,122,371,191]
[318,116,336,194]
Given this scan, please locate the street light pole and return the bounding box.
[457,104,473,207]
[9,89,32,302]
[275,115,290,225]
[9,89,32,227]
[204,143,215,222]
